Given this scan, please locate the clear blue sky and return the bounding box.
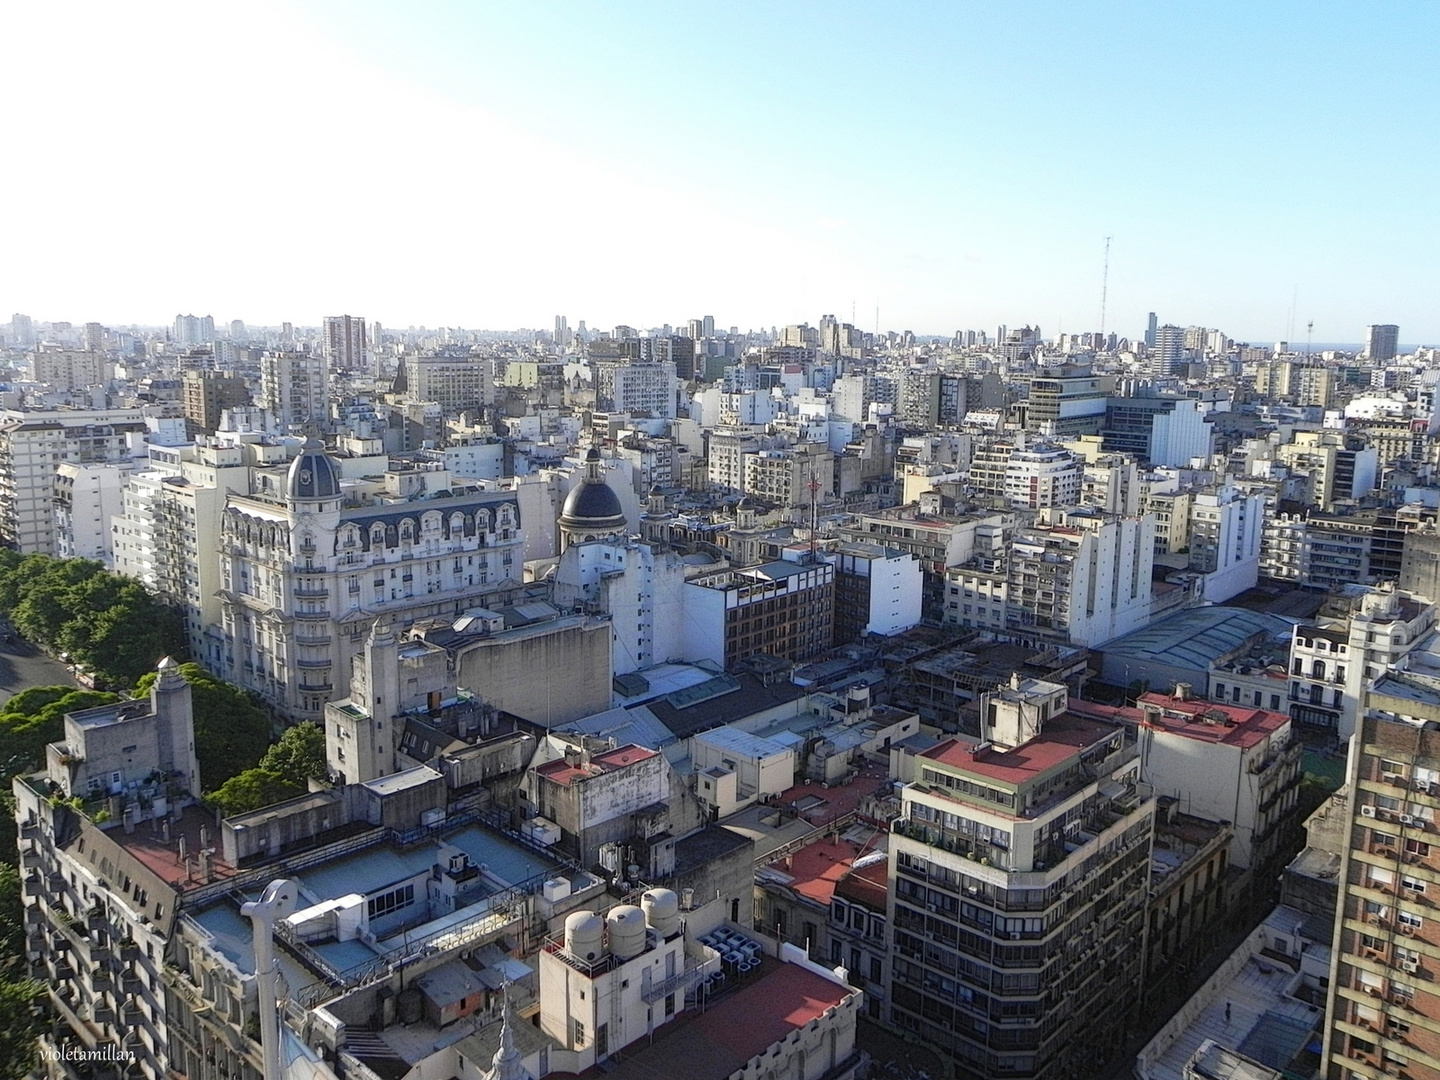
[4,1,1437,343]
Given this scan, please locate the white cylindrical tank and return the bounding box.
[565,911,606,963]
[641,888,681,939]
[607,905,647,960]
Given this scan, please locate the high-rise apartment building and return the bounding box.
[1150,324,1185,378]
[1365,323,1400,362]
[1320,668,1440,1080]
[0,408,149,554]
[31,348,106,390]
[594,360,677,418]
[322,314,368,371]
[260,349,330,430]
[681,559,835,669]
[180,370,251,435]
[404,353,492,413]
[1145,312,1158,348]
[888,676,1153,1080]
[1025,369,1113,439]
[1006,507,1154,648]
[173,313,215,346]
[10,312,35,348]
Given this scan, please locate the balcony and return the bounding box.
[293,609,330,621]
[293,587,329,599]
[296,658,331,670]
[298,682,333,694]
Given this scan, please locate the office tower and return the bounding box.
[259,349,330,429]
[1320,667,1440,1080]
[10,312,34,348]
[229,318,245,340]
[1145,312,1158,348]
[687,318,704,341]
[702,314,715,338]
[888,677,1152,1079]
[83,321,104,352]
[594,360,678,418]
[1025,369,1114,439]
[1366,323,1400,362]
[555,314,570,346]
[173,313,216,346]
[322,314,368,371]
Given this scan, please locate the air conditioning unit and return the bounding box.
[1362,806,1378,818]
[1400,924,1416,936]
[1402,960,1421,973]
[1401,814,1416,826]
[1384,774,1407,786]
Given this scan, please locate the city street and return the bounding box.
[0,633,78,709]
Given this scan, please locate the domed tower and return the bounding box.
[558,448,627,551]
[285,437,343,565]
[286,438,343,512]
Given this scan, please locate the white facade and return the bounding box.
[1149,398,1212,467]
[52,460,130,562]
[0,408,149,554]
[260,350,330,430]
[552,538,690,675]
[1007,508,1155,648]
[596,361,678,419]
[692,726,795,817]
[1003,445,1082,509]
[1188,483,1264,603]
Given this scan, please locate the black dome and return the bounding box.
[559,479,625,527]
[286,439,341,501]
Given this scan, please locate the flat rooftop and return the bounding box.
[536,744,659,787]
[595,957,853,1080]
[921,714,1119,786]
[760,837,870,906]
[1070,693,1289,750]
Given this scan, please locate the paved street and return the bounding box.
[0,633,78,709]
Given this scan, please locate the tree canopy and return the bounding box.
[205,722,329,818]
[0,687,122,780]
[0,552,183,690]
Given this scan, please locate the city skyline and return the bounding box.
[4,1,1439,340]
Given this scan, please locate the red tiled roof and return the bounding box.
[779,759,889,825]
[590,744,658,770]
[836,858,889,910]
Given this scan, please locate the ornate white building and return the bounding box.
[215,439,527,721]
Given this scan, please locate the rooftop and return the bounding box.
[760,837,870,906]
[595,957,853,1080]
[920,714,1119,786]
[536,744,659,787]
[1100,607,1296,671]
[1070,693,1290,750]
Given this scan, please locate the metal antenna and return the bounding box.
[1099,236,1112,338]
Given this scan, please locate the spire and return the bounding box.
[487,985,530,1080]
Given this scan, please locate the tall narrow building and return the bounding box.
[322,314,368,371]
[887,676,1153,1080]
[1321,669,1440,1080]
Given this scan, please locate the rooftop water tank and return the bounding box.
[565,910,607,963]
[641,888,680,939]
[607,905,647,960]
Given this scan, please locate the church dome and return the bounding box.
[558,449,626,540]
[286,438,341,501]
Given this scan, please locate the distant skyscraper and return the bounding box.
[554,315,570,346]
[688,318,704,341]
[83,322,104,353]
[702,314,715,338]
[1365,323,1399,362]
[1145,311,1158,348]
[229,319,246,340]
[322,314,368,371]
[10,313,34,348]
[173,313,215,346]
[1150,324,1184,378]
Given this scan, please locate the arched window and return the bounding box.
[1312,659,1326,680]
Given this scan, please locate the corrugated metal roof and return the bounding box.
[1101,608,1295,668]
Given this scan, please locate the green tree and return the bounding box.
[134,663,272,789]
[0,688,121,779]
[0,978,43,1080]
[205,769,303,818]
[0,864,23,978]
[260,723,329,787]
